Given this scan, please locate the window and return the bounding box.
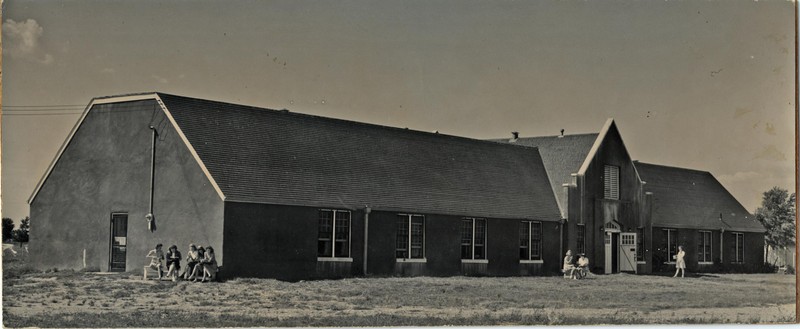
[636,227,645,262]
[576,224,586,255]
[396,214,425,259]
[317,209,351,258]
[520,221,542,261]
[662,229,677,263]
[462,218,486,260]
[731,232,744,263]
[698,231,712,263]
[604,165,620,200]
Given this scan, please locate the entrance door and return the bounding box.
[604,232,620,273]
[109,213,128,272]
[619,233,637,273]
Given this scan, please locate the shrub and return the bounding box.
[784,264,795,274]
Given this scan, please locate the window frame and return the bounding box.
[461,218,488,263]
[317,209,353,262]
[576,224,586,255]
[698,230,713,264]
[636,227,645,263]
[662,229,677,264]
[520,221,543,263]
[396,214,426,262]
[732,232,745,264]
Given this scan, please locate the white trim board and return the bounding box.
[28,93,226,204]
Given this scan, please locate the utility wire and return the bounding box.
[3,104,85,108]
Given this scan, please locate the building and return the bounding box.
[28,92,766,279]
[493,120,766,274]
[634,162,767,272]
[28,93,562,280]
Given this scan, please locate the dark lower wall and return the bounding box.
[223,203,562,280]
[651,226,764,273]
[29,100,224,272]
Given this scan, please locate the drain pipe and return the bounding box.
[363,206,371,276]
[146,126,158,232]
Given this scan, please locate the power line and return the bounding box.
[3,112,83,116]
[3,104,85,108]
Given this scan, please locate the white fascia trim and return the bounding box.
[655,224,765,233]
[28,94,160,204]
[154,94,225,201]
[577,119,613,176]
[27,93,227,204]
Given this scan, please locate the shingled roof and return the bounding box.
[634,162,765,232]
[157,93,561,220]
[491,133,599,216]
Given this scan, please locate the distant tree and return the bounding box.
[755,187,796,264]
[2,218,14,241]
[11,217,29,244]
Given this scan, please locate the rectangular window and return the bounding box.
[462,218,487,260]
[698,231,712,263]
[636,227,645,262]
[604,165,620,200]
[317,209,350,258]
[576,224,586,255]
[662,229,677,262]
[519,221,543,261]
[396,214,425,259]
[731,232,744,263]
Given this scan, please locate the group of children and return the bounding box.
[562,250,590,279]
[145,243,218,282]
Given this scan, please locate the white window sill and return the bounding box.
[396,258,427,263]
[461,259,489,264]
[636,261,646,264]
[698,262,713,265]
[520,260,543,264]
[664,262,676,265]
[317,257,353,262]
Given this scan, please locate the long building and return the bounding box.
[28,92,765,279]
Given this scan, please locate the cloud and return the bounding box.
[2,18,54,65]
[753,145,787,161]
[151,75,168,84]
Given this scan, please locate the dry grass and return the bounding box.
[3,261,796,327]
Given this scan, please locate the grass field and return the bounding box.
[3,253,796,327]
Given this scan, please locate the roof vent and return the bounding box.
[558,129,565,138]
[509,131,519,143]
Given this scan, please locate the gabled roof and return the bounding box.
[634,162,765,233]
[491,133,599,216]
[126,93,558,220]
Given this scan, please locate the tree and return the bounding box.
[11,216,29,243]
[2,218,14,241]
[755,187,796,264]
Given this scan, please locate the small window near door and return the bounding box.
[698,231,712,263]
[109,213,128,272]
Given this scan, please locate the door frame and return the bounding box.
[108,212,129,272]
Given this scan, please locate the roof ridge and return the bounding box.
[156,92,542,152]
[634,161,711,175]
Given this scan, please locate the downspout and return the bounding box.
[146,126,158,232]
[719,213,724,263]
[363,206,371,276]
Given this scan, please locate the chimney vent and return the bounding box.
[509,131,519,142]
[558,129,565,138]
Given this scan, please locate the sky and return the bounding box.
[1,0,796,223]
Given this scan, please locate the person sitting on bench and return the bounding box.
[576,254,590,278]
[143,243,165,280]
[563,250,577,279]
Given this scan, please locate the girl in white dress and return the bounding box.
[673,245,686,278]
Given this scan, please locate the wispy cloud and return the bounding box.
[151,75,168,84]
[2,19,54,65]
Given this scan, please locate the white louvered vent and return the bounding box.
[604,165,620,200]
